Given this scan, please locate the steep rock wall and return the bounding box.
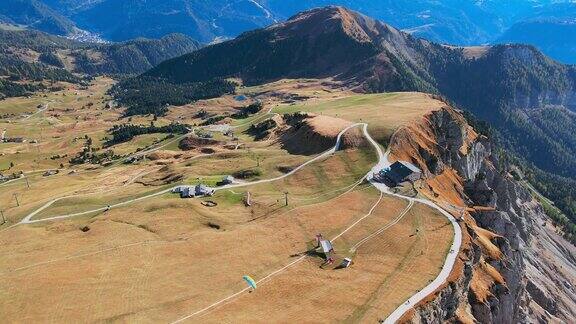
[391,107,576,323]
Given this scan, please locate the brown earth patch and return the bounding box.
[178,136,220,151]
[147,151,183,161]
[279,114,364,155]
[135,165,183,186]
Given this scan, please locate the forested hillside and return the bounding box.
[0,0,76,35]
[0,53,79,83]
[0,29,201,77]
[0,28,81,98]
[110,77,235,116]
[0,28,201,99]
[434,45,576,179]
[73,34,202,75]
[0,79,43,100]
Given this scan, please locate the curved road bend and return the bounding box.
[16,123,361,225]
[170,124,462,323]
[360,124,462,323]
[5,119,461,323]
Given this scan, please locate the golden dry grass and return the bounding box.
[0,77,454,322]
[0,185,452,323]
[274,91,445,146]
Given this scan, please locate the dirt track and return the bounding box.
[0,117,459,323]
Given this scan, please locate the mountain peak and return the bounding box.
[146,6,390,85]
[286,6,357,23]
[271,6,379,44]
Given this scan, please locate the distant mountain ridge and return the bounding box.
[0,28,201,77]
[497,3,576,64]
[2,0,574,63]
[0,27,201,100]
[144,6,576,182]
[0,0,76,35]
[73,34,202,75]
[59,0,278,42]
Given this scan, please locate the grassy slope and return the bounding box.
[0,79,453,322]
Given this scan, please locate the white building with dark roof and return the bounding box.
[377,161,422,185]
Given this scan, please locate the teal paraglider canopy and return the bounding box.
[243,275,257,290]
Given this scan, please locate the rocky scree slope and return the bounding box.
[389,106,576,323]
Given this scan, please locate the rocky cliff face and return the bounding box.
[390,106,576,323]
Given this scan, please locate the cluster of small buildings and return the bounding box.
[172,184,214,198]
[0,172,22,183]
[124,156,143,164]
[1,129,29,143]
[172,175,236,199]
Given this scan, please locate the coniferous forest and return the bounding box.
[110,76,236,116]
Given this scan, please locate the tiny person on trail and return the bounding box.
[105,205,110,212]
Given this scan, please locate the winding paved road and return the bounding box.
[170,123,462,323]
[213,123,362,192]
[361,124,462,323]
[16,122,359,225]
[3,117,462,322]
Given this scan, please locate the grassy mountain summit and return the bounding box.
[145,6,448,93]
[146,7,383,84]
